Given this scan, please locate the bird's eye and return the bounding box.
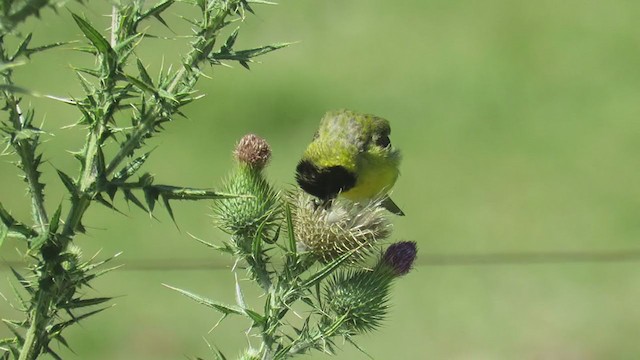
[312,131,319,140]
[376,135,391,148]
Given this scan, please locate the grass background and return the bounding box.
[2,0,640,358]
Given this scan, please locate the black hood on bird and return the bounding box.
[295,160,356,201]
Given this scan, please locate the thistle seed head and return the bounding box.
[290,191,391,262]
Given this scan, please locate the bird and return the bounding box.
[295,109,404,215]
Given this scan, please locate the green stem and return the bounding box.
[17,293,50,360]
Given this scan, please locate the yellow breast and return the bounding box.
[341,151,399,201]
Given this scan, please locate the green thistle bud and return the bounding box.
[322,242,417,335]
[290,191,391,262]
[213,134,280,244]
[322,268,392,334]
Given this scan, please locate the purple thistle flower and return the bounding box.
[382,241,417,276]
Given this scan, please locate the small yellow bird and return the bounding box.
[295,109,404,215]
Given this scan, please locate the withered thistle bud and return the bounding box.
[381,241,417,276]
[234,133,271,170]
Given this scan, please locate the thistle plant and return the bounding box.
[1,0,286,359]
[168,134,418,359]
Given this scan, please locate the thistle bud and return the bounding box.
[213,134,280,242]
[234,133,271,170]
[322,268,392,334]
[380,241,417,276]
[322,241,418,334]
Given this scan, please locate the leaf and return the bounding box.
[60,297,112,310]
[93,194,123,214]
[56,169,77,195]
[71,13,113,58]
[152,185,238,201]
[221,28,239,53]
[163,284,244,316]
[24,40,74,58]
[160,194,176,225]
[49,306,111,335]
[210,43,290,68]
[300,247,360,289]
[143,186,158,212]
[12,32,32,60]
[49,204,62,234]
[10,268,34,295]
[243,308,265,327]
[113,151,151,182]
[0,201,36,240]
[136,59,154,88]
[140,0,175,28]
[285,203,296,253]
[28,232,49,253]
[122,189,148,212]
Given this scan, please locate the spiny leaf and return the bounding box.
[301,246,361,288]
[0,201,34,239]
[9,268,33,295]
[113,152,151,181]
[28,232,49,253]
[94,194,123,214]
[136,59,154,88]
[49,306,111,335]
[121,189,148,212]
[71,13,113,58]
[140,0,175,28]
[152,185,238,200]
[243,308,265,327]
[285,203,295,253]
[49,204,62,234]
[210,43,290,67]
[221,28,239,52]
[1,320,24,344]
[23,40,74,58]
[160,194,176,225]
[60,297,111,310]
[12,32,32,60]
[143,186,158,212]
[56,169,77,195]
[43,345,63,360]
[163,284,244,316]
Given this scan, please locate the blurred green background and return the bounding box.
[2,0,640,358]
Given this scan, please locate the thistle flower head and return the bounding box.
[290,191,391,262]
[213,135,281,243]
[234,133,271,170]
[381,241,417,276]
